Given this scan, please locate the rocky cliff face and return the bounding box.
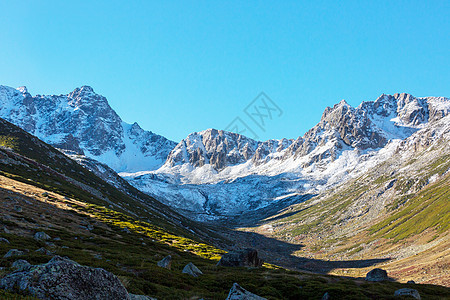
[126,93,449,220]
[0,85,176,172]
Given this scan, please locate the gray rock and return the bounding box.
[14,205,22,212]
[226,283,266,300]
[3,249,25,258]
[35,247,54,256]
[365,268,388,282]
[0,256,130,300]
[34,231,51,241]
[394,288,420,299]
[322,292,330,300]
[0,237,10,244]
[182,262,203,277]
[407,280,416,284]
[11,259,31,271]
[128,294,157,300]
[157,255,171,269]
[217,248,263,267]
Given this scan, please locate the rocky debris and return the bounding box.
[3,249,26,258]
[0,256,130,300]
[217,248,263,267]
[394,288,421,299]
[157,255,172,269]
[11,259,31,271]
[225,283,266,300]
[34,231,51,241]
[0,237,10,244]
[35,247,54,256]
[322,292,330,300]
[182,262,203,277]
[129,294,157,300]
[365,268,388,282]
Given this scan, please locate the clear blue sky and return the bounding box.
[1,1,449,142]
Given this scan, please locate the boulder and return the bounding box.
[0,256,130,300]
[11,259,31,271]
[182,262,203,277]
[365,268,388,282]
[157,255,172,269]
[226,283,266,300]
[34,231,51,241]
[217,248,263,267]
[3,249,26,258]
[394,288,421,299]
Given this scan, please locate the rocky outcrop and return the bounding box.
[394,288,421,299]
[182,262,203,277]
[0,256,130,300]
[217,249,263,267]
[225,283,266,300]
[365,268,388,282]
[157,255,172,269]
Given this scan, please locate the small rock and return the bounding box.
[14,206,22,212]
[322,292,330,300]
[394,288,421,299]
[365,268,388,282]
[94,254,103,260]
[35,247,54,256]
[0,237,10,244]
[217,248,263,267]
[11,259,31,271]
[182,262,203,277]
[34,232,51,241]
[53,237,61,241]
[122,227,131,234]
[226,283,266,300]
[41,192,49,197]
[157,255,172,269]
[407,280,416,284]
[3,249,26,258]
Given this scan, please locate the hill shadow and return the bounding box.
[219,229,391,275]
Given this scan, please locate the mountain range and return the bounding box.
[1,85,449,221]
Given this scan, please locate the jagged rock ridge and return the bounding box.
[0,85,176,172]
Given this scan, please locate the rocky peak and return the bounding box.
[16,86,29,95]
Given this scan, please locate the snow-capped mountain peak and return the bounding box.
[0,85,176,172]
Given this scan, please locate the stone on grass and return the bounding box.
[3,249,26,258]
[226,283,266,300]
[394,288,420,299]
[365,268,388,282]
[35,247,54,256]
[0,237,9,244]
[157,255,172,269]
[34,231,51,241]
[0,256,129,300]
[182,262,203,277]
[217,248,263,267]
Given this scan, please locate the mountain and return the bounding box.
[235,113,450,285]
[124,93,450,220]
[0,85,176,172]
